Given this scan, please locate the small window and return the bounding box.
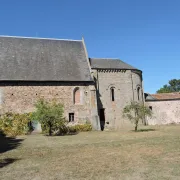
[149,106,152,111]
[111,88,115,101]
[69,113,74,122]
[137,87,140,100]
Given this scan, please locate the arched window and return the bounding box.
[137,87,141,101]
[110,87,115,101]
[74,87,80,104]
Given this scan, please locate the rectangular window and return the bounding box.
[69,113,74,122]
[149,106,152,111]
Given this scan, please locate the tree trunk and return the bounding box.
[135,124,138,132]
[48,123,52,136]
[48,127,51,136]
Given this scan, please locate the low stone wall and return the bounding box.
[146,100,180,125]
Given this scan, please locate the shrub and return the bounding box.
[0,112,33,137]
[32,99,66,136]
[68,123,92,132]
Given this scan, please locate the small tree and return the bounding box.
[32,99,66,136]
[123,101,152,131]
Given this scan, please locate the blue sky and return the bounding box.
[0,0,179,93]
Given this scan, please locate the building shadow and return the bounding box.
[0,136,24,154]
[94,77,105,131]
[100,121,105,131]
[0,158,20,168]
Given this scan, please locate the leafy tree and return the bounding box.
[157,79,180,93]
[32,99,66,136]
[123,101,152,131]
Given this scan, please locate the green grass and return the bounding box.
[1,125,180,180]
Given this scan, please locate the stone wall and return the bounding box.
[131,70,144,102]
[146,100,180,125]
[0,70,144,130]
[0,82,98,125]
[92,69,143,129]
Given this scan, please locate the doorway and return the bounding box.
[32,121,42,132]
[99,109,105,131]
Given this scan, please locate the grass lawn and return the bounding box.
[1,125,180,180]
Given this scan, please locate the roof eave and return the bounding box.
[0,80,94,82]
[146,98,180,102]
[91,67,141,71]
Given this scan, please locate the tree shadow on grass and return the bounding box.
[0,136,24,154]
[63,132,79,136]
[45,131,79,137]
[131,129,156,132]
[0,158,20,168]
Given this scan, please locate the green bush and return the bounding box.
[0,112,33,137]
[68,124,92,132]
[32,99,67,136]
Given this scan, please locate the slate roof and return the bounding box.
[0,36,92,81]
[144,93,157,101]
[89,58,138,70]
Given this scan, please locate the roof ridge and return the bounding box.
[151,92,180,95]
[0,35,82,42]
[90,57,120,60]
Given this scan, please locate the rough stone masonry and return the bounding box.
[0,36,143,130]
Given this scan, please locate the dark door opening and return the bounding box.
[99,109,105,131]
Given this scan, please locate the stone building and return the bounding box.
[0,36,143,130]
[145,93,180,125]
[90,58,144,129]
